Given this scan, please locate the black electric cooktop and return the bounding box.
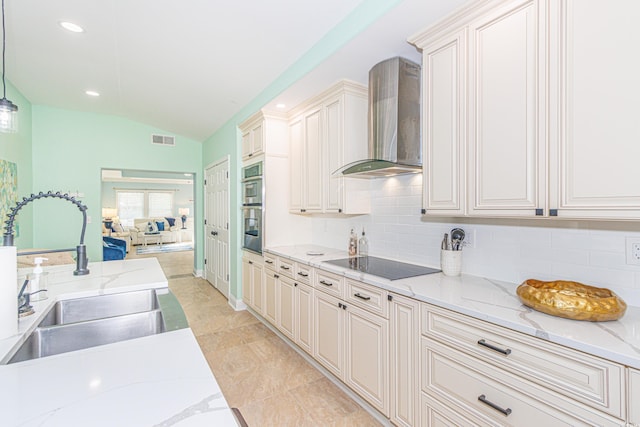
[324,256,440,281]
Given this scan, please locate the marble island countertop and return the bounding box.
[0,258,238,427]
[265,245,640,370]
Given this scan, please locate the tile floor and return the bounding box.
[128,249,382,426]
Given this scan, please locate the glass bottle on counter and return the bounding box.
[348,228,358,257]
[358,228,369,258]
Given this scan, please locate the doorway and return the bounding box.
[204,157,230,298]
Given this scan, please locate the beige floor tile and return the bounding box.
[131,249,381,426]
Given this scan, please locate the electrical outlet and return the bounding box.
[625,237,640,265]
[462,229,475,248]
[87,216,91,224]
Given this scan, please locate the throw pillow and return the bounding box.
[147,221,158,233]
[165,217,176,227]
[156,221,165,231]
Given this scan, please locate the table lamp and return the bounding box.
[102,208,117,234]
[179,208,189,229]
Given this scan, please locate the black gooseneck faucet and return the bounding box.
[2,191,90,276]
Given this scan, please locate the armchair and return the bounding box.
[103,236,126,261]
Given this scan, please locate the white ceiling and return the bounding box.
[5,0,467,142]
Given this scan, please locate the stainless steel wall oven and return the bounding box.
[241,161,263,254]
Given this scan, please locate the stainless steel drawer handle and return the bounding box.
[354,293,371,301]
[280,265,290,270]
[478,394,512,416]
[297,272,308,277]
[477,339,511,355]
[319,280,333,287]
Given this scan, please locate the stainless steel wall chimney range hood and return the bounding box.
[336,57,421,178]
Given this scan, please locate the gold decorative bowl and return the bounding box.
[516,279,627,322]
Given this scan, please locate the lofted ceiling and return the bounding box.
[5,0,467,142]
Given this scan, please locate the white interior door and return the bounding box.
[204,157,230,298]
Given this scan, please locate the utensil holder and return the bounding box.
[441,250,462,276]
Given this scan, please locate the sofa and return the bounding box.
[130,217,179,246]
[103,236,127,261]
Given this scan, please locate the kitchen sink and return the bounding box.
[37,289,160,326]
[6,288,188,364]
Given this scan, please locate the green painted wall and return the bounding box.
[31,106,203,265]
[202,0,402,302]
[0,82,34,248]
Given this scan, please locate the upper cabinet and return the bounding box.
[467,0,546,217]
[421,29,467,216]
[241,120,264,160]
[412,0,640,220]
[239,110,288,162]
[548,0,640,219]
[288,81,370,215]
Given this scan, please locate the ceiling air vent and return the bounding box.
[151,134,175,146]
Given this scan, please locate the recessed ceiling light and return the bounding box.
[85,90,100,97]
[59,21,84,33]
[276,103,286,109]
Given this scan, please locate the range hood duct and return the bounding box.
[337,57,422,178]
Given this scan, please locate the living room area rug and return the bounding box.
[136,242,194,255]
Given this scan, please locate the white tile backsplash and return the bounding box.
[302,174,640,306]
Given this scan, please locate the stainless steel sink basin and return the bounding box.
[6,288,188,364]
[38,289,160,326]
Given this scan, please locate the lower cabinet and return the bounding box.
[344,302,389,416]
[630,368,640,425]
[294,281,314,355]
[313,291,344,379]
[313,280,390,417]
[390,294,420,427]
[421,303,626,427]
[242,253,264,314]
[264,268,278,325]
[277,276,296,341]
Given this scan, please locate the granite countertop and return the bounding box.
[0,258,238,426]
[265,245,640,370]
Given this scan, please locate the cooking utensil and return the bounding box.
[451,228,465,250]
[441,233,449,250]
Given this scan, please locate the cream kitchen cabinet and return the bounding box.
[466,0,546,217]
[313,271,390,416]
[277,275,296,341]
[241,117,264,160]
[421,303,626,426]
[421,29,467,216]
[314,290,344,379]
[242,252,264,314]
[263,266,278,326]
[413,0,640,220]
[547,0,640,219]
[629,367,640,425]
[289,81,370,215]
[390,293,420,427]
[294,279,314,356]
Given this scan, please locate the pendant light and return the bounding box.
[0,0,17,133]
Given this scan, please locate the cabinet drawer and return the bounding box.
[294,263,312,285]
[277,258,294,279]
[421,392,492,427]
[421,337,623,427]
[315,269,344,298]
[345,279,388,318]
[263,254,276,270]
[421,304,625,418]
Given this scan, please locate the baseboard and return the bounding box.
[228,294,247,311]
[244,307,392,427]
[193,269,203,278]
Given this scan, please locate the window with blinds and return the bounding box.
[116,191,174,226]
